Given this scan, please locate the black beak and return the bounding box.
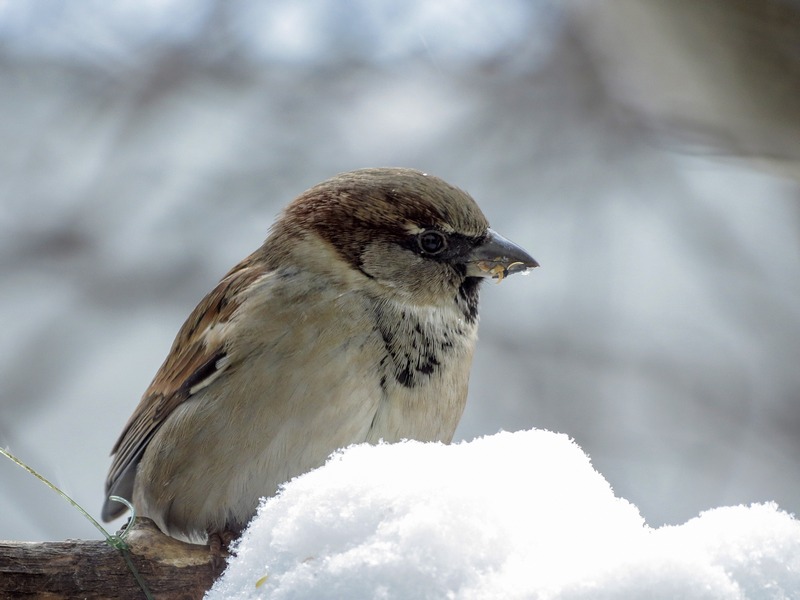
[466,228,538,281]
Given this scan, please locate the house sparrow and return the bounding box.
[102,167,537,546]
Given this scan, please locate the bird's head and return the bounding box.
[263,168,538,317]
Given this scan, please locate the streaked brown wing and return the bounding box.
[102,255,267,521]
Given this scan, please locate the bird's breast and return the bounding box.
[209,276,470,473]
[365,297,478,443]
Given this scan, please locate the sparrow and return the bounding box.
[102,167,537,547]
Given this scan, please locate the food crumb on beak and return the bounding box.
[489,265,506,283]
[475,261,508,283]
[476,260,533,283]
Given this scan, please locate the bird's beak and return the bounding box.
[466,228,539,283]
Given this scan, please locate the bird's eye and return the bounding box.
[417,230,447,255]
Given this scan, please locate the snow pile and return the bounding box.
[207,430,800,599]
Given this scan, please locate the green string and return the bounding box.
[1,446,154,600]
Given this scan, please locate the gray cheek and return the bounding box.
[359,243,423,285]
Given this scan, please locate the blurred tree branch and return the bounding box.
[567,0,800,177]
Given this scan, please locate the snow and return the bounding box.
[207,430,800,599]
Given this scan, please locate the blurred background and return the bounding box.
[1,0,799,541]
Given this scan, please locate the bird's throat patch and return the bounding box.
[373,303,468,390]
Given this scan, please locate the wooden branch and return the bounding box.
[0,518,223,599]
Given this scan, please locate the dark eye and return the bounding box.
[417,230,447,255]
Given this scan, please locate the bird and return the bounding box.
[102,167,538,549]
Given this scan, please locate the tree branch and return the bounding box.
[0,518,221,599]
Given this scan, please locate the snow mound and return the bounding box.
[207,430,800,599]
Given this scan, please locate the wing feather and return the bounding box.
[102,255,268,521]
